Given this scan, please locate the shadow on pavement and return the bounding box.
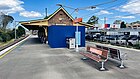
[81,58,128,71]
[24,36,42,45]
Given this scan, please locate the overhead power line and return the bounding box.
[81,0,140,19]
[56,0,117,15]
[93,0,117,6]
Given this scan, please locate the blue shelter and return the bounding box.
[48,25,85,48]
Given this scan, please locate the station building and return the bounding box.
[20,7,92,39]
[20,7,92,48]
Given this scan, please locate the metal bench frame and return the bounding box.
[96,45,127,68]
[80,46,108,71]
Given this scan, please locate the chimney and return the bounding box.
[45,8,47,17]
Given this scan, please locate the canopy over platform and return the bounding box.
[20,19,48,30]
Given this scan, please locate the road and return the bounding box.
[0,35,140,79]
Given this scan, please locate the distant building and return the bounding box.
[106,28,140,35]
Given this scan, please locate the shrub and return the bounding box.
[1,32,11,42]
[0,37,3,42]
[133,44,140,49]
[7,30,15,39]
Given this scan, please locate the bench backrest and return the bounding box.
[109,48,121,60]
[96,45,109,50]
[96,45,102,49]
[96,45,121,60]
[87,46,108,58]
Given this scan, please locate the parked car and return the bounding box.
[128,35,140,45]
[117,35,129,45]
[99,35,109,42]
[85,34,93,40]
[93,34,101,41]
[109,36,119,45]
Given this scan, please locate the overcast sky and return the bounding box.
[0,0,140,24]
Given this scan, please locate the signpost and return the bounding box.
[75,31,81,52]
[74,17,82,52]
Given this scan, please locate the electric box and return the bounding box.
[66,38,75,49]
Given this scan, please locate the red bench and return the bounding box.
[80,46,108,71]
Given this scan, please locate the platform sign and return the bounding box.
[75,31,81,45]
[73,18,82,24]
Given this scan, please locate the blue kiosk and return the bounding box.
[48,25,85,48]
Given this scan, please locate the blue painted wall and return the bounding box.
[48,25,85,48]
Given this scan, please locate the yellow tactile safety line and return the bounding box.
[0,45,18,59]
[0,36,29,59]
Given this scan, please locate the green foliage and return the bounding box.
[0,13,14,31]
[0,32,11,42]
[7,30,15,39]
[120,21,126,28]
[130,20,140,25]
[0,25,26,42]
[17,26,25,37]
[0,37,2,42]
[133,43,140,49]
[87,15,99,25]
[0,29,14,42]
[113,20,122,24]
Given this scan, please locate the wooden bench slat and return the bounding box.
[89,47,103,56]
[89,46,108,58]
[80,52,100,62]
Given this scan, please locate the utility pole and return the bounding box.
[75,10,79,52]
[45,8,47,17]
[104,17,106,24]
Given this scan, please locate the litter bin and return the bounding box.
[66,38,75,49]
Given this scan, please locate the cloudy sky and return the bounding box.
[0,0,140,24]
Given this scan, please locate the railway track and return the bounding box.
[0,35,29,52]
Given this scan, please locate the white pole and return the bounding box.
[120,60,124,68]
[76,22,79,52]
[75,10,79,52]
[14,21,16,40]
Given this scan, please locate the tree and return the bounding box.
[0,32,11,42]
[130,20,140,25]
[120,21,126,28]
[0,12,14,31]
[87,15,99,25]
[113,20,122,24]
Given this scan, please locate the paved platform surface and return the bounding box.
[0,35,140,79]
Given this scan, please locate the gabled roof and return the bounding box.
[45,7,74,20]
[20,7,74,25]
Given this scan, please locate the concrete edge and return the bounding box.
[0,35,31,57]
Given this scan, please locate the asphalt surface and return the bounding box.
[0,35,140,79]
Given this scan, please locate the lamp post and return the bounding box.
[74,9,84,52]
[75,9,79,52]
[14,21,19,40]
